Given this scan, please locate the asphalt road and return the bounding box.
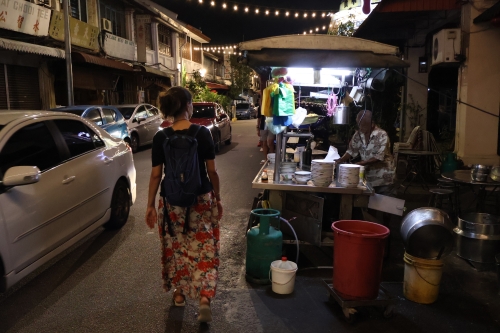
[0,119,267,333]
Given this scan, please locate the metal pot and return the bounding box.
[454,213,500,264]
[331,106,350,125]
[471,164,491,182]
[400,208,454,259]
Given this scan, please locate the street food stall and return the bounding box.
[239,34,409,246]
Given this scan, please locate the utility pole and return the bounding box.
[63,0,74,106]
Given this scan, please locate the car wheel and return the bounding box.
[104,180,131,230]
[130,133,139,153]
[214,133,221,153]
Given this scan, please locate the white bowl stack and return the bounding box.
[311,159,335,187]
[338,164,360,188]
[267,153,276,165]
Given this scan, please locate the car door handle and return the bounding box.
[104,157,114,165]
[62,176,76,184]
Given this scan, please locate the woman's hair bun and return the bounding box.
[159,86,192,118]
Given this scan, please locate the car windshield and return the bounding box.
[192,105,215,118]
[236,103,250,109]
[115,107,136,119]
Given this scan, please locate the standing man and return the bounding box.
[336,110,394,189]
[257,108,275,164]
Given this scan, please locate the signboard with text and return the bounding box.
[49,11,99,50]
[135,14,150,64]
[103,32,136,61]
[223,53,231,80]
[0,0,51,36]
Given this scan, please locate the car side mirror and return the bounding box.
[2,166,41,187]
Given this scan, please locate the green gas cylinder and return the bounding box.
[246,208,283,285]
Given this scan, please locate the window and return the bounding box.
[70,0,87,23]
[100,0,126,38]
[158,24,172,56]
[135,106,148,120]
[146,105,159,117]
[85,108,103,126]
[54,120,104,158]
[0,122,61,174]
[192,40,202,64]
[145,23,153,50]
[102,108,117,124]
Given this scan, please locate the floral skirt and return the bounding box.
[157,192,220,300]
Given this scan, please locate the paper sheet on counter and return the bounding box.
[322,146,341,161]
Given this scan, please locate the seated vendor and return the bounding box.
[336,110,394,189]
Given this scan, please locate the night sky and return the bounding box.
[154,0,342,45]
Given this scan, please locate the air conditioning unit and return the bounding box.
[431,28,461,66]
[102,18,113,33]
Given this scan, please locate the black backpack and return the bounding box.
[161,124,202,236]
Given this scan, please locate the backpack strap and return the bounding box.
[187,124,201,139]
[162,126,175,138]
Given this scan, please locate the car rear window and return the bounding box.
[116,107,135,119]
[192,105,216,118]
[236,103,250,109]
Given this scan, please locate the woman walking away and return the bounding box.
[145,86,223,323]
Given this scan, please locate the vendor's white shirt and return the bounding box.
[346,126,394,187]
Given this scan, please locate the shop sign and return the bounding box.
[103,32,136,61]
[135,14,150,63]
[49,11,99,50]
[0,0,51,36]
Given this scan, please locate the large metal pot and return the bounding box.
[331,106,350,125]
[454,213,500,264]
[400,208,454,259]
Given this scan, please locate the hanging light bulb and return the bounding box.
[329,23,332,27]
[315,27,319,31]
[244,7,248,12]
[222,3,226,8]
[198,0,203,3]
[304,13,308,18]
[238,52,241,55]
[210,1,215,6]
[275,10,279,16]
[303,31,306,34]
[285,11,289,16]
[233,5,237,11]
[295,13,299,18]
[309,29,313,33]
[265,10,269,15]
[312,12,316,17]
[322,12,326,17]
[233,45,237,48]
[322,26,326,30]
[255,8,259,14]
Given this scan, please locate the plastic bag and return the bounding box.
[266,117,287,135]
[291,107,307,128]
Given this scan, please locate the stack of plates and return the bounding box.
[338,164,360,188]
[311,159,335,187]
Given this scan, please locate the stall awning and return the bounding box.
[0,38,65,58]
[238,35,409,72]
[72,52,133,71]
[206,82,229,90]
[135,65,175,77]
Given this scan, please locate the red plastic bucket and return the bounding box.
[331,220,390,300]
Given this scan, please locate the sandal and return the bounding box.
[197,304,212,323]
[172,290,185,307]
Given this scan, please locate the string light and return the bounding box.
[322,12,326,17]
[303,31,306,34]
[295,13,299,17]
[275,10,279,16]
[315,27,319,31]
[312,12,316,17]
[265,10,269,15]
[309,29,312,33]
[222,3,226,8]
[304,13,308,18]
[255,8,259,14]
[233,5,237,10]
[210,1,215,6]
[244,7,248,12]
[285,11,289,16]
[322,25,326,30]
[198,0,203,3]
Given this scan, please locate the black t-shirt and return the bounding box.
[152,125,216,195]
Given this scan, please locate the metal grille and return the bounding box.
[6,65,41,110]
[158,24,172,56]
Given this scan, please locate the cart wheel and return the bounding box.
[342,308,357,324]
[383,305,394,319]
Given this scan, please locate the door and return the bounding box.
[101,107,127,140]
[132,105,150,144]
[145,104,162,142]
[52,119,116,227]
[0,121,79,273]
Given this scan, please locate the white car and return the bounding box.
[113,104,163,153]
[0,111,137,292]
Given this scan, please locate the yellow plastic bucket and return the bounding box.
[403,252,444,304]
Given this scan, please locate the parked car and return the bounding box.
[113,103,163,153]
[235,103,257,119]
[161,102,232,152]
[0,111,136,292]
[51,105,130,144]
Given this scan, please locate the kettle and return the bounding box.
[441,152,458,173]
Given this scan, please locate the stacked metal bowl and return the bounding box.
[471,164,491,182]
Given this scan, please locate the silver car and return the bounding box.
[114,104,163,153]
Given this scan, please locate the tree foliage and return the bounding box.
[228,55,253,99]
[186,70,232,112]
[328,14,356,37]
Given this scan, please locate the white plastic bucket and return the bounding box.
[269,259,298,294]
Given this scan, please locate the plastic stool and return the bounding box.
[428,188,455,216]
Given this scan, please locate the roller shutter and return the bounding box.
[6,65,41,110]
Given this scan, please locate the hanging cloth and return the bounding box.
[261,83,277,117]
[271,82,295,116]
